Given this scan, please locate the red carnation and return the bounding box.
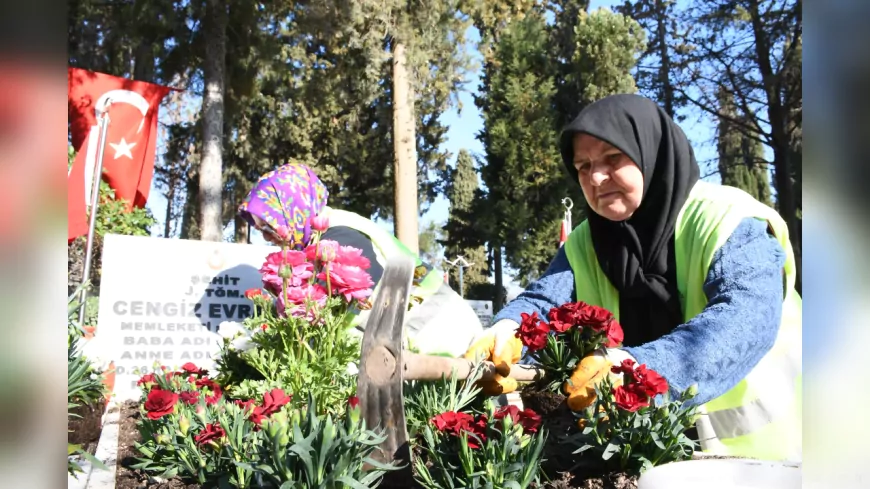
[348,396,360,410]
[431,411,474,434]
[516,312,551,351]
[180,391,200,405]
[194,378,223,405]
[235,399,256,413]
[260,388,292,417]
[181,362,209,377]
[547,305,575,333]
[604,318,624,347]
[494,405,542,434]
[430,411,488,449]
[613,384,650,412]
[611,359,637,376]
[144,389,178,420]
[245,288,265,300]
[635,365,669,397]
[137,373,156,388]
[576,304,613,331]
[463,414,488,449]
[194,423,225,447]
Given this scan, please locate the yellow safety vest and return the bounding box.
[564,181,802,461]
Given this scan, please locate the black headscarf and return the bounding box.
[559,94,700,347]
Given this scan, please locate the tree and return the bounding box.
[475,6,646,286]
[442,150,490,294]
[717,87,772,207]
[419,221,446,270]
[615,0,687,118]
[677,0,801,285]
[197,0,228,242]
[475,9,562,288]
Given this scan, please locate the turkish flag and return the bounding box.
[67,67,172,242]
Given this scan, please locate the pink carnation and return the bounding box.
[277,284,329,318]
[318,262,374,302]
[259,250,314,295]
[305,240,339,263]
[335,246,371,269]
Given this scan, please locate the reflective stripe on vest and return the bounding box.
[563,181,802,461]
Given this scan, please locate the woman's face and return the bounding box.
[572,133,644,221]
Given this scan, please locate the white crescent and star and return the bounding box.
[109,137,137,159]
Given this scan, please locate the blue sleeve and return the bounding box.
[491,247,576,325]
[625,217,786,406]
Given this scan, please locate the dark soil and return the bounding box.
[537,471,638,489]
[520,381,581,475]
[116,401,203,489]
[69,401,104,456]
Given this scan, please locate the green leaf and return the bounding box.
[650,432,667,450]
[602,442,620,461]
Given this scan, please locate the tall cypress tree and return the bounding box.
[443,149,490,296]
[717,87,772,207]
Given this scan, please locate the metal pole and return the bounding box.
[445,255,473,299]
[78,104,113,326]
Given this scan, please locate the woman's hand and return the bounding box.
[463,319,523,395]
[563,348,635,411]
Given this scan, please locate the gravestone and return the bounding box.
[465,300,494,328]
[95,234,277,400]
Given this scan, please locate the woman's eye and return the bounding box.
[576,163,590,173]
[608,153,621,162]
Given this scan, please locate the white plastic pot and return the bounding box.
[637,458,801,489]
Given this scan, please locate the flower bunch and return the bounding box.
[214,214,372,413]
[414,400,547,489]
[567,362,699,475]
[611,359,668,412]
[133,367,268,487]
[517,302,624,391]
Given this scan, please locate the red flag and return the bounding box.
[67,68,172,242]
[559,219,568,247]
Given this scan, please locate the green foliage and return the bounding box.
[717,87,773,207]
[133,371,396,487]
[134,399,257,487]
[68,285,109,476]
[92,180,157,237]
[419,220,447,270]
[213,292,360,416]
[475,10,569,285]
[566,376,699,475]
[248,395,398,488]
[443,149,491,291]
[413,399,548,489]
[571,8,647,105]
[404,360,487,438]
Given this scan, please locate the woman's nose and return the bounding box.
[590,168,608,186]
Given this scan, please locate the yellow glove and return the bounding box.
[463,320,523,396]
[563,349,633,411]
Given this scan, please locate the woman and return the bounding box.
[238,162,484,358]
[465,94,801,461]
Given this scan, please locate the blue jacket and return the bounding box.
[494,217,785,406]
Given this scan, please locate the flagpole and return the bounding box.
[78,101,113,326]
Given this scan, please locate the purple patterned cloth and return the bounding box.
[238,163,329,249]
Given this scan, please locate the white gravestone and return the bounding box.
[94,234,277,400]
[465,300,494,328]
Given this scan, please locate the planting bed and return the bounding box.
[110,398,724,489]
[70,401,105,457]
[116,401,202,489]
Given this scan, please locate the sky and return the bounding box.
[144,0,724,300]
